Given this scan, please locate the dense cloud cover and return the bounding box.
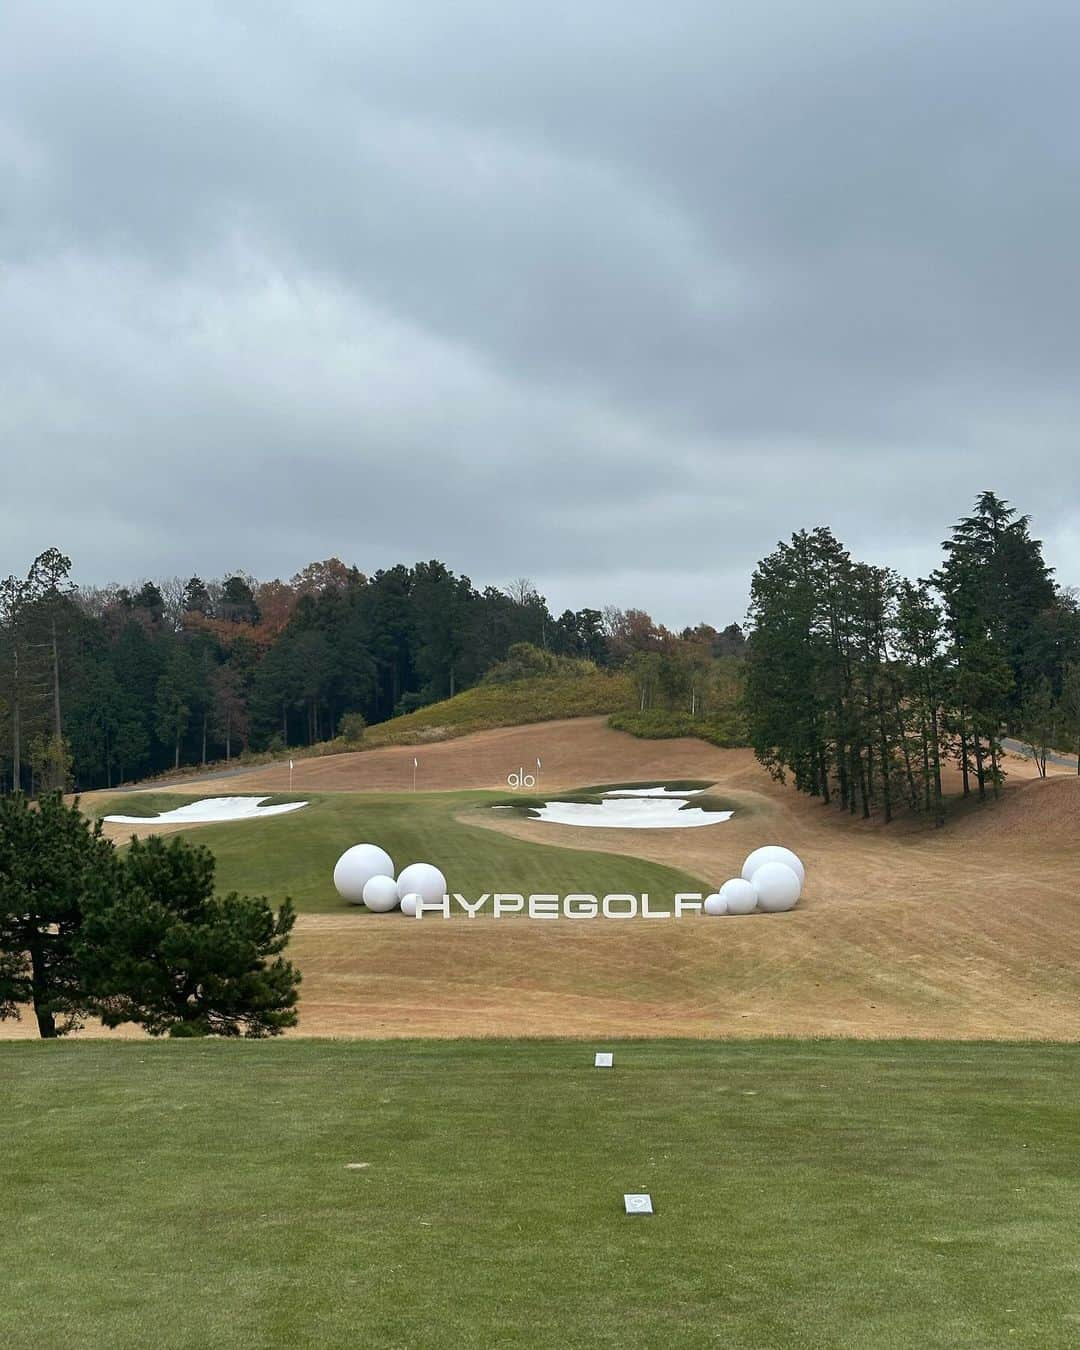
[3,1,1079,625]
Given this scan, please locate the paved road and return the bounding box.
[1001,736,1079,770]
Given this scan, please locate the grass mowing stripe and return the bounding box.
[2,1040,1079,1348]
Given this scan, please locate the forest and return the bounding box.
[0,554,744,792]
[3,491,1076,814]
[745,492,1080,824]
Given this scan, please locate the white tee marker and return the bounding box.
[594,1051,613,1068]
[624,1193,654,1215]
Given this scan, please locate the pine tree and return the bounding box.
[80,835,300,1037]
[0,792,116,1037]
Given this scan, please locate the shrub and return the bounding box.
[608,708,748,748]
[338,711,367,745]
[482,642,596,684]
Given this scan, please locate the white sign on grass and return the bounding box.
[624,1194,654,1215]
[594,1052,613,1068]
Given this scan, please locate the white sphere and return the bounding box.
[334,844,395,903]
[396,863,448,906]
[752,862,801,912]
[719,877,758,915]
[741,846,805,887]
[362,874,401,912]
[399,893,421,918]
[703,892,728,916]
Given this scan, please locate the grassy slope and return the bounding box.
[112,672,636,788]
[95,791,709,911]
[4,1039,1079,1349]
[361,671,635,748]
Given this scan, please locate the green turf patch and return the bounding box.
[93,791,709,912]
[2,1039,1078,1349]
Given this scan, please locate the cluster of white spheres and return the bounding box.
[704,846,805,916]
[333,845,447,916]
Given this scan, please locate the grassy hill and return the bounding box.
[120,666,747,790]
[4,1038,1078,1348]
[359,670,635,748]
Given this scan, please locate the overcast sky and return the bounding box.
[3,2,1079,628]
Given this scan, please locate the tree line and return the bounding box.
[0,552,745,792]
[745,492,1080,825]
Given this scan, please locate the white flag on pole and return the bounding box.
[289,760,294,770]
[536,757,542,769]
[413,756,418,767]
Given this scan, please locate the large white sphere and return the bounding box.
[334,844,395,903]
[752,862,801,912]
[741,846,805,887]
[703,892,728,916]
[396,863,448,906]
[362,874,401,912]
[719,877,758,915]
[399,893,421,918]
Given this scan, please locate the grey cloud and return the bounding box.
[2,0,1079,627]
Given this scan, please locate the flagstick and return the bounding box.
[413,757,417,792]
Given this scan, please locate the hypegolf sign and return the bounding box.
[410,892,714,918]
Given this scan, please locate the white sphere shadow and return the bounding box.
[362,874,401,912]
[396,862,448,905]
[334,844,395,903]
[752,862,801,912]
[719,877,758,914]
[742,845,805,886]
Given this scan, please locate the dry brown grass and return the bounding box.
[32,719,1080,1042]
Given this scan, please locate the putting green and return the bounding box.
[94,790,709,913]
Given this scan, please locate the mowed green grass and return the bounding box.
[4,1040,1080,1349]
[95,791,709,912]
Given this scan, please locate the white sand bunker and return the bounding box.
[104,796,309,825]
[527,793,732,830]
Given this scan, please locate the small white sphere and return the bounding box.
[396,862,448,906]
[703,892,728,916]
[362,874,401,912]
[399,893,421,917]
[334,844,395,903]
[752,862,801,912]
[719,877,758,915]
[741,845,805,887]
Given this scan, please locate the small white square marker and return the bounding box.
[594,1051,613,1068]
[624,1193,654,1215]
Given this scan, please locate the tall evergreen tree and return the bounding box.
[0,792,115,1037]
